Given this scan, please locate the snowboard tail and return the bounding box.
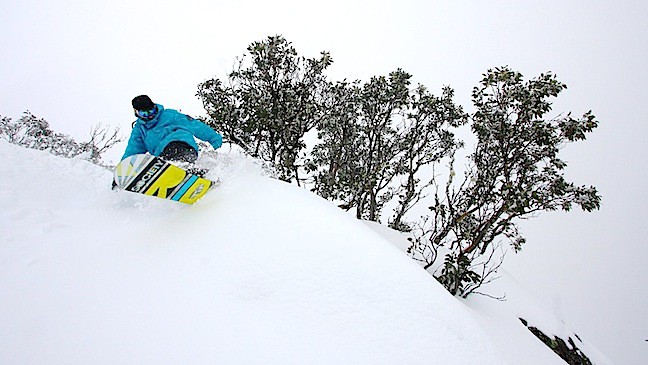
[114,154,214,204]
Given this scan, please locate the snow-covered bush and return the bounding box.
[0,111,121,165]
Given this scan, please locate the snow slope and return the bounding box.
[0,140,610,364]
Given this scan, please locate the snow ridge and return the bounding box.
[0,141,611,364]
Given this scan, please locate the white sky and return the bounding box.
[2,0,647,363]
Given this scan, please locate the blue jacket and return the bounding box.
[121,104,222,160]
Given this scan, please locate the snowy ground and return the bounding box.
[0,140,613,364]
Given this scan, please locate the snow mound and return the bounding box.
[0,141,505,364]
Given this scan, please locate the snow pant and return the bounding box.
[159,141,198,164]
[159,141,207,177]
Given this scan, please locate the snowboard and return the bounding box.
[113,154,214,204]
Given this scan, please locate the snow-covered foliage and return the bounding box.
[409,67,601,297]
[0,112,121,164]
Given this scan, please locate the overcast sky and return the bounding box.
[2,1,647,363]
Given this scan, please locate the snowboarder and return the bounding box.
[113,95,223,189]
[121,95,223,163]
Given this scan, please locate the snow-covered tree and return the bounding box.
[198,35,332,183]
[308,70,411,221]
[388,85,468,232]
[307,80,363,203]
[310,74,466,225]
[408,67,601,297]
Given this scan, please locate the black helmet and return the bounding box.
[132,95,158,121]
[132,95,155,110]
